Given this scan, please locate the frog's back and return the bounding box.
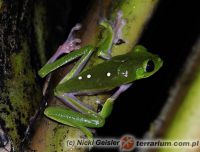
[55,54,135,95]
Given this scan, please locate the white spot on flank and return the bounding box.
[87,74,91,78]
[122,71,128,77]
[96,100,101,104]
[107,72,111,77]
[78,76,82,80]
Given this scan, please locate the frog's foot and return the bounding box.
[54,38,81,58]
[113,11,126,45]
[56,23,82,56]
[100,84,132,119]
[47,23,82,64]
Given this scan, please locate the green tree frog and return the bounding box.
[38,12,163,139]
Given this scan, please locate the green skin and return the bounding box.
[38,21,163,139]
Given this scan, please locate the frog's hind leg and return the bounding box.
[44,106,93,139]
[99,83,132,119]
[43,24,82,95]
[97,21,114,60]
[58,93,95,114]
[49,93,105,139]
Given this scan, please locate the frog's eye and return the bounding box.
[145,60,155,72]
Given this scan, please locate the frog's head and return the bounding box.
[133,45,163,80]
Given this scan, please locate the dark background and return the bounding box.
[46,0,200,151]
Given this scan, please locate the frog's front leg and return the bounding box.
[97,21,114,59]
[97,11,126,59]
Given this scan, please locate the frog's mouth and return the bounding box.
[155,57,163,72]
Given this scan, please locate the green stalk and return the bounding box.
[158,39,200,152]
